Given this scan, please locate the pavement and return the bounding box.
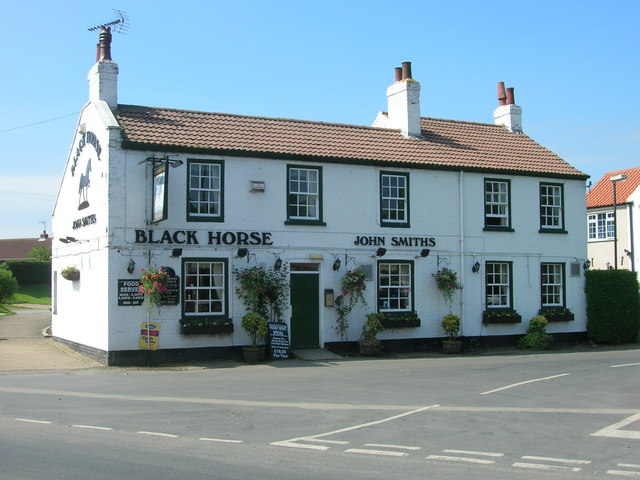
[0,304,102,371]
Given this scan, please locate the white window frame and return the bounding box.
[484,179,510,228]
[183,260,227,316]
[541,263,564,307]
[540,183,564,230]
[378,261,413,312]
[188,161,223,221]
[287,166,320,222]
[381,172,409,227]
[486,261,511,308]
[587,212,614,240]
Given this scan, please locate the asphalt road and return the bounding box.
[0,332,639,479]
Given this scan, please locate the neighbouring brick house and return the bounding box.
[0,237,52,263]
[51,28,589,365]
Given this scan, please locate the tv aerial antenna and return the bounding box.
[88,9,129,34]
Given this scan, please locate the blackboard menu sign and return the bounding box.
[118,279,144,306]
[268,322,290,359]
[159,276,180,305]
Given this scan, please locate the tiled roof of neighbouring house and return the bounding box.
[115,105,587,178]
[587,167,640,208]
[0,237,52,262]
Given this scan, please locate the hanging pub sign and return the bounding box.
[158,267,179,305]
[118,279,144,306]
[152,162,168,223]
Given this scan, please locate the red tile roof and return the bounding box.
[587,167,640,208]
[0,237,52,262]
[115,105,587,178]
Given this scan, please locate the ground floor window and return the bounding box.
[183,259,227,316]
[377,261,413,312]
[486,261,512,308]
[541,263,565,307]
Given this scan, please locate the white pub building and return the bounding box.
[51,29,589,365]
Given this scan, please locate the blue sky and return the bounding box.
[1,0,638,238]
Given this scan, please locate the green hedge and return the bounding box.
[585,270,640,344]
[1,261,51,286]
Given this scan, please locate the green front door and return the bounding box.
[290,271,320,349]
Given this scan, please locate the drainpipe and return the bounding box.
[459,171,465,336]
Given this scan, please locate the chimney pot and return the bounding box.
[401,61,412,80]
[497,82,507,106]
[395,67,402,82]
[98,26,113,61]
[506,87,515,105]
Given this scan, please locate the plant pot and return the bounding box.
[358,339,381,356]
[243,345,266,364]
[442,339,462,354]
[61,270,80,281]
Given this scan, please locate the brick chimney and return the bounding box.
[88,27,118,110]
[493,82,522,133]
[373,62,422,138]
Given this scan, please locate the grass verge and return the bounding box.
[8,283,51,305]
[0,304,16,317]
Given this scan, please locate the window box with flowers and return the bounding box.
[61,266,80,281]
[380,311,421,329]
[179,317,234,335]
[483,309,522,324]
[539,307,574,322]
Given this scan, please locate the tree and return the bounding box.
[0,269,19,304]
[27,246,51,261]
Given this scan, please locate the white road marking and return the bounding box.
[199,437,243,443]
[346,448,408,457]
[521,455,591,465]
[137,431,179,438]
[592,413,640,440]
[71,424,113,431]
[426,454,495,465]
[442,449,503,457]
[481,373,570,395]
[15,418,52,424]
[272,405,438,450]
[513,462,581,472]
[611,363,640,368]
[365,443,421,450]
[305,438,349,444]
[619,465,640,469]
[607,470,640,477]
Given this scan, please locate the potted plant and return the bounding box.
[359,313,385,355]
[441,313,462,353]
[241,312,268,363]
[61,266,80,281]
[235,266,289,322]
[517,315,553,350]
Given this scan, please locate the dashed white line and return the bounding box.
[611,363,640,368]
[481,373,570,395]
[513,462,581,472]
[137,431,179,438]
[71,424,113,431]
[199,437,243,444]
[15,418,52,424]
[346,448,408,457]
[521,455,591,465]
[365,443,421,451]
[426,454,495,465]
[608,464,640,477]
[442,449,504,457]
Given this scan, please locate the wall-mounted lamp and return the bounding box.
[324,289,335,307]
[274,257,283,270]
[583,259,591,271]
[419,249,430,258]
[332,258,341,271]
[171,248,183,258]
[236,248,248,258]
[127,258,136,274]
[472,261,481,273]
[375,247,387,257]
[59,236,77,244]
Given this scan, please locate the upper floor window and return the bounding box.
[486,261,512,309]
[540,183,564,232]
[378,261,413,312]
[380,172,409,227]
[484,179,511,230]
[587,212,614,240]
[286,165,324,225]
[541,263,565,307]
[183,259,227,316]
[187,160,224,222]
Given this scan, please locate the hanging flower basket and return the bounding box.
[432,267,462,307]
[138,267,169,307]
[61,267,80,281]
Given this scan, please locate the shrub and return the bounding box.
[441,314,461,340]
[361,313,385,342]
[586,270,640,344]
[3,261,50,285]
[0,269,19,304]
[241,312,268,347]
[517,315,552,350]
